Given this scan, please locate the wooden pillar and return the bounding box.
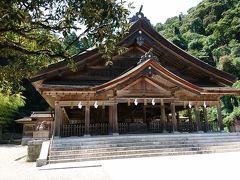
[109,106,113,134]
[194,106,201,132]
[109,103,118,134]
[187,108,193,132]
[101,106,105,123]
[54,102,62,137]
[112,103,119,134]
[160,100,166,131]
[84,105,90,135]
[176,112,180,131]
[217,103,224,131]
[171,103,177,132]
[143,105,147,123]
[203,106,209,132]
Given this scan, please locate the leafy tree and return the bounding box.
[224,106,240,130]
[0,93,25,126]
[0,0,131,93]
[155,0,240,128]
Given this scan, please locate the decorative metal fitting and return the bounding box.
[138,48,159,64]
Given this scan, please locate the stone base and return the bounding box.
[36,141,50,167]
[21,137,32,146]
[27,140,43,162]
[84,134,91,138]
[162,130,168,133]
[173,131,181,134]
[112,133,119,136]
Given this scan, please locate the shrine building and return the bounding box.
[30,11,240,137]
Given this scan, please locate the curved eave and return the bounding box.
[119,19,237,85]
[201,87,240,95]
[30,48,99,82]
[93,59,203,95]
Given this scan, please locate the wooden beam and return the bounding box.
[62,107,70,123]
[59,101,115,107]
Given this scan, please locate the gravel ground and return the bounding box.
[1,144,240,180]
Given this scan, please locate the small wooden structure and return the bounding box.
[16,111,54,144]
[31,12,240,137]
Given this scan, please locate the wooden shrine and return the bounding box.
[31,11,240,137]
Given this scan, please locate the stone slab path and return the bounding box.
[1,144,239,180]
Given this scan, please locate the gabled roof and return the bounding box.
[93,55,239,96]
[118,18,236,85]
[30,12,239,98]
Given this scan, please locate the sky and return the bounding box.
[126,0,203,25]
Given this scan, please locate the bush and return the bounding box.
[0,93,25,126]
[224,106,240,129]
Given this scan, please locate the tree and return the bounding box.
[0,93,25,126]
[0,0,131,93]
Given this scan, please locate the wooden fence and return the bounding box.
[118,123,129,134]
[61,123,108,137]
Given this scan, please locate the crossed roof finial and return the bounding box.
[129,5,151,24]
[139,5,143,14]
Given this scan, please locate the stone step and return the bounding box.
[48,133,240,164]
[52,136,240,146]
[50,142,240,156]
[52,133,240,145]
[51,138,240,150]
[48,147,240,164]
[49,144,240,159]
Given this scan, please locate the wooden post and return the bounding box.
[217,103,224,131]
[109,103,118,135]
[160,99,166,132]
[112,103,119,134]
[203,106,209,132]
[143,105,147,123]
[171,103,177,132]
[194,106,201,132]
[187,108,193,132]
[84,105,90,135]
[176,112,180,131]
[109,106,113,134]
[54,102,62,137]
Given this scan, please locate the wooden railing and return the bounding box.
[61,123,108,137]
[149,122,163,133]
[118,122,129,134]
[61,124,85,137]
[61,121,221,137]
[90,123,108,135]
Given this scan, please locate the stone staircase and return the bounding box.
[48,133,240,164]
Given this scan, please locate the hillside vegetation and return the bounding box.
[155,0,240,127]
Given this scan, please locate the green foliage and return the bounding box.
[224,106,240,128]
[0,0,131,93]
[155,0,240,75]
[0,93,25,125]
[207,107,217,122]
[154,0,240,128]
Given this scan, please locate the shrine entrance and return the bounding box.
[59,99,222,137]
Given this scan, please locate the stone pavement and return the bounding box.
[1,144,239,180]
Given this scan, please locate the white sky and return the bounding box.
[126,0,203,25]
